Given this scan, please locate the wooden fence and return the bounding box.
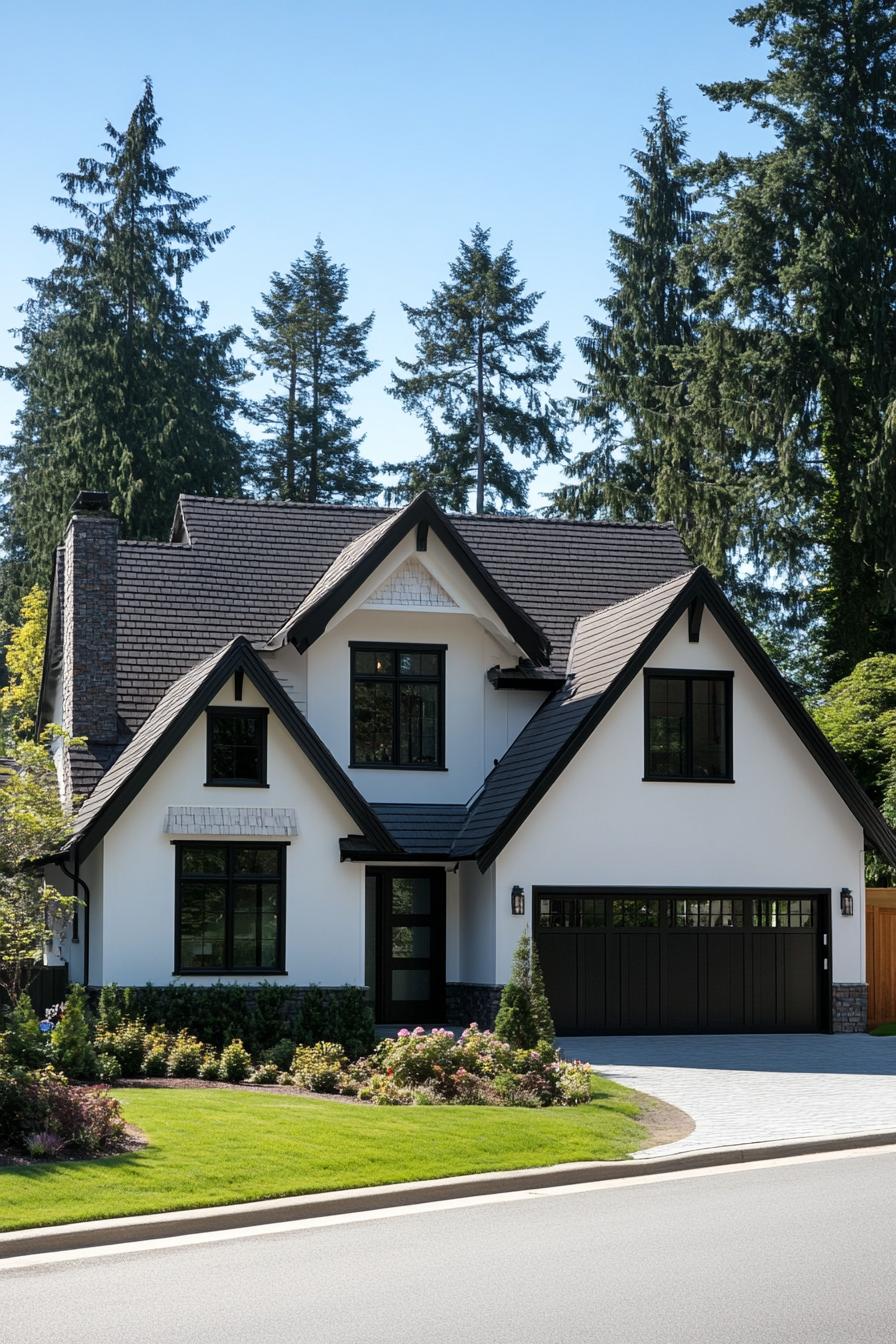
[866,890,896,1028]
[1,964,69,1017]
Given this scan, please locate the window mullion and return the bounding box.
[392,651,400,764]
[225,846,234,971]
[686,678,694,777]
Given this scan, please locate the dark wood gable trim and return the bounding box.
[284,493,552,666]
[688,596,704,643]
[475,567,896,871]
[72,639,399,862]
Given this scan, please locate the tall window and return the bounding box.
[175,844,285,973]
[645,672,732,781]
[206,708,268,786]
[351,644,445,768]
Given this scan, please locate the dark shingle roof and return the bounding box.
[371,803,469,855]
[110,495,691,739]
[451,570,697,860]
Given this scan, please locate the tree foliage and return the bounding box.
[0,586,47,745]
[0,735,77,1005]
[1,79,247,609]
[387,224,568,513]
[692,0,896,680]
[248,237,378,503]
[813,653,896,879]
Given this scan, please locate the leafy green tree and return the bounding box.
[694,1,896,680]
[0,735,76,1005]
[813,654,896,880]
[387,224,568,513]
[0,586,47,744]
[494,930,556,1048]
[248,238,378,503]
[1,79,246,608]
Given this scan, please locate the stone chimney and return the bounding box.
[62,491,119,743]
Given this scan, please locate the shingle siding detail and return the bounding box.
[164,806,299,837]
[363,557,457,610]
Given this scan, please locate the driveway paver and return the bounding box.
[557,1033,896,1155]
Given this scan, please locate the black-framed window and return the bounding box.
[350,644,445,768]
[175,843,286,974]
[206,708,268,786]
[644,671,733,781]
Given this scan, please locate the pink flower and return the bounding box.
[397,1029,410,1038]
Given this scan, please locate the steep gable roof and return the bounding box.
[266,492,553,664]
[445,567,896,870]
[63,638,398,861]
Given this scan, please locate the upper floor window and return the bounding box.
[644,671,732,781]
[206,708,268,786]
[351,644,445,769]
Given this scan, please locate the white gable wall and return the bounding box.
[95,679,366,987]
[302,529,550,804]
[494,607,866,985]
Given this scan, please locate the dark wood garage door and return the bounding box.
[534,889,830,1034]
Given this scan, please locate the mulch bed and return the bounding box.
[0,1124,147,1168]
[117,1077,369,1104]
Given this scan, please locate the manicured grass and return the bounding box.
[0,1078,644,1232]
[870,1022,896,1035]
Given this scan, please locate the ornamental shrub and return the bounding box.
[333,986,376,1059]
[291,1042,348,1093]
[51,985,97,1080]
[96,983,122,1034]
[96,1052,121,1084]
[1,995,46,1068]
[95,1019,146,1077]
[262,1037,298,1071]
[219,1039,252,1082]
[248,1061,280,1085]
[167,1030,204,1078]
[494,931,555,1049]
[25,1073,127,1153]
[198,1049,220,1081]
[142,1028,171,1078]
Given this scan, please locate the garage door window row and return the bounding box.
[537,895,816,932]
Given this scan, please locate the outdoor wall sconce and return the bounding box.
[840,887,854,917]
[511,885,525,916]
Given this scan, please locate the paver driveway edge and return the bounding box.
[3,1128,896,1262]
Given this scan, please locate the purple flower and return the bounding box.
[397,1028,410,1038]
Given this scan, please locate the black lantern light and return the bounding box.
[511,885,525,916]
[840,887,854,917]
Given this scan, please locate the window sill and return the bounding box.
[172,969,288,977]
[204,781,270,789]
[642,776,735,784]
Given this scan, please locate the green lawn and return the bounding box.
[870,1022,896,1035]
[0,1079,644,1232]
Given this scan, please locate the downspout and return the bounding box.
[59,850,90,986]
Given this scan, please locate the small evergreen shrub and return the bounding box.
[494,931,555,1049]
[291,1042,348,1093]
[1,996,47,1068]
[248,1061,280,1085]
[95,1019,146,1077]
[262,1037,299,1071]
[198,1049,220,1081]
[51,985,98,1080]
[218,1039,252,1082]
[96,1052,121,1084]
[166,1030,204,1078]
[96,983,122,1035]
[142,1028,172,1078]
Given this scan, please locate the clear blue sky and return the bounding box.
[0,0,768,507]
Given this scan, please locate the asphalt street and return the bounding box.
[3,1149,896,1343]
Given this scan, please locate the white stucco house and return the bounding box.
[37,489,896,1033]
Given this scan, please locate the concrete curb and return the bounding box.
[3,1129,896,1261]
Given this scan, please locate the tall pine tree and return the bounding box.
[1,79,246,605]
[248,238,378,503]
[551,94,728,567]
[386,224,567,513]
[695,1,896,680]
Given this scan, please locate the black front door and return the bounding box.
[371,869,446,1023]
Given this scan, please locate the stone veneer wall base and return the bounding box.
[831,982,868,1033]
[445,982,504,1031]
